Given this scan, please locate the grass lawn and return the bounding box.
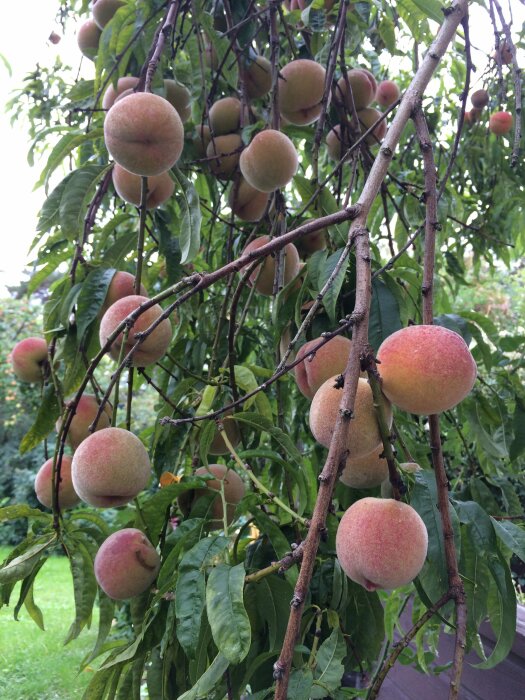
[0,546,100,700]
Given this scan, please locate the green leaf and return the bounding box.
[318,249,349,324]
[206,563,251,663]
[510,396,525,461]
[251,575,294,652]
[172,166,202,264]
[59,165,110,240]
[63,535,98,644]
[409,0,444,25]
[0,534,56,584]
[233,412,303,466]
[37,130,104,191]
[76,268,116,339]
[20,385,62,454]
[312,625,345,694]
[177,652,229,700]
[491,518,525,562]
[369,277,402,353]
[0,505,52,523]
[22,579,46,631]
[82,592,115,667]
[287,669,313,700]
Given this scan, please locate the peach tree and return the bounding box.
[1,1,525,698]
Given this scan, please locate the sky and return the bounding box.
[0,1,522,298]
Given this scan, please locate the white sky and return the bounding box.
[0,1,522,298]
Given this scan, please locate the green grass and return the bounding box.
[0,547,100,700]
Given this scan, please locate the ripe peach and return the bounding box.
[92,0,124,28]
[326,124,351,161]
[55,394,113,450]
[335,68,377,111]
[357,108,387,145]
[208,414,242,456]
[294,335,352,399]
[241,235,301,296]
[10,337,48,383]
[182,464,245,526]
[104,92,184,176]
[206,133,243,179]
[309,376,392,459]
[489,111,513,135]
[71,427,151,507]
[228,176,269,221]
[77,19,102,60]
[112,164,175,209]
[101,271,147,315]
[99,295,173,367]
[163,80,192,122]
[240,129,298,192]
[336,497,428,590]
[242,55,272,99]
[34,455,80,510]
[340,445,388,490]
[376,325,477,415]
[102,76,140,110]
[94,528,160,599]
[278,59,326,125]
[471,89,489,109]
[297,229,327,256]
[209,97,241,135]
[376,80,400,108]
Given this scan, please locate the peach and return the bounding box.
[112,164,174,209]
[297,229,327,256]
[471,89,489,109]
[309,376,392,459]
[278,59,326,125]
[357,108,387,145]
[92,0,124,28]
[489,111,513,135]
[239,129,298,192]
[10,337,48,383]
[55,394,113,450]
[209,97,241,135]
[493,40,513,65]
[34,455,80,510]
[206,133,243,179]
[71,427,151,507]
[77,19,101,60]
[241,235,301,296]
[94,528,160,599]
[163,80,192,122]
[242,55,272,99]
[180,464,245,527]
[339,445,388,490]
[464,109,482,126]
[102,76,140,110]
[104,92,184,176]
[376,80,400,108]
[335,68,377,111]
[228,176,269,221]
[376,325,477,415]
[194,124,211,158]
[208,414,242,456]
[326,124,351,161]
[381,462,421,498]
[99,295,173,367]
[294,335,352,399]
[336,497,428,590]
[101,271,147,314]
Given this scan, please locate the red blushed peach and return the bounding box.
[309,376,392,459]
[241,235,301,296]
[206,133,243,179]
[376,325,477,415]
[335,68,377,111]
[56,394,113,450]
[489,111,513,135]
[77,19,101,60]
[102,76,140,110]
[357,108,387,146]
[112,164,175,209]
[228,176,269,222]
[278,59,326,125]
[34,455,80,510]
[294,335,352,399]
[208,414,241,456]
[336,497,428,590]
[239,130,298,192]
[104,92,184,176]
[10,337,48,383]
[376,80,400,108]
[94,528,160,599]
[179,464,245,527]
[99,295,173,367]
[101,271,147,315]
[209,97,241,135]
[71,427,151,507]
[339,445,388,489]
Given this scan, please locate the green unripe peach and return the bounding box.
[241,235,301,296]
[72,427,151,508]
[209,97,241,135]
[278,59,326,125]
[376,325,477,415]
[240,129,298,192]
[112,164,175,209]
[77,19,102,60]
[336,497,428,590]
[94,528,160,599]
[294,336,352,399]
[10,337,48,383]
[104,92,184,176]
[56,394,113,450]
[34,455,80,510]
[206,133,243,179]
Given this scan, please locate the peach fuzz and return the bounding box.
[336,497,428,590]
[56,394,113,450]
[335,68,377,111]
[99,294,173,367]
[94,528,160,599]
[112,164,175,209]
[181,464,245,526]
[294,335,352,399]
[239,130,298,192]
[376,80,400,108]
[242,55,272,99]
[206,133,243,179]
[376,325,477,415]
[309,376,392,459]
[209,97,241,135]
[93,0,124,28]
[71,427,151,507]
[104,92,184,176]
[278,59,326,125]
[241,235,301,296]
[228,176,269,222]
[340,445,388,490]
[489,111,513,135]
[34,455,80,510]
[10,337,48,383]
[77,19,101,60]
